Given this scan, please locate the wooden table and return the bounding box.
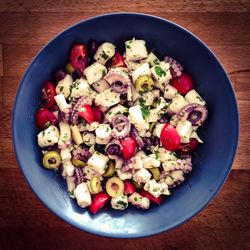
[0,1,250,249]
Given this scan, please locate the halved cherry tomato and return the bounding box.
[70,44,88,72]
[110,52,126,68]
[160,123,180,151]
[124,181,135,195]
[79,104,94,124]
[92,106,103,123]
[178,138,199,154]
[120,137,137,160]
[35,108,57,129]
[41,82,56,109]
[89,192,110,214]
[171,72,194,95]
[140,190,163,205]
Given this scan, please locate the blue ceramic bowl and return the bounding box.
[12,13,239,238]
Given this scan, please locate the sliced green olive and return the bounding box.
[106,177,124,198]
[42,151,61,169]
[149,122,156,133]
[72,158,86,167]
[90,176,101,193]
[148,168,160,181]
[134,75,154,92]
[132,181,143,189]
[65,62,75,75]
[103,160,115,177]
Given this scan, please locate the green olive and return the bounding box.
[103,160,115,177]
[42,151,61,169]
[133,181,143,189]
[149,122,156,133]
[106,177,124,198]
[72,158,86,167]
[149,168,160,181]
[134,75,154,92]
[90,176,101,193]
[65,62,75,75]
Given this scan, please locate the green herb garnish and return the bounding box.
[155,66,166,77]
[117,200,127,208]
[139,98,150,119]
[100,51,109,60]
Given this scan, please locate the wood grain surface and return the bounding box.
[0,1,250,249]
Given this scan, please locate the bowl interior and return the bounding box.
[13,13,238,238]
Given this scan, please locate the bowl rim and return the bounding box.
[12,12,239,238]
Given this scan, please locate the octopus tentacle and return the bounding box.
[111,114,131,139]
[163,157,192,173]
[164,56,183,78]
[75,167,85,185]
[130,125,145,149]
[72,145,90,162]
[177,103,208,126]
[105,139,122,158]
[70,97,92,124]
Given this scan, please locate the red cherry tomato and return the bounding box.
[35,108,57,129]
[92,106,103,123]
[110,52,126,68]
[121,137,137,160]
[124,181,136,195]
[79,104,94,124]
[89,192,110,214]
[171,73,194,95]
[70,44,88,72]
[139,190,163,205]
[160,123,180,151]
[178,138,199,154]
[42,81,56,109]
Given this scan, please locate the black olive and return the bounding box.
[94,143,106,154]
[72,69,82,80]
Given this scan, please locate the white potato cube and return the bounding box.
[91,78,110,93]
[128,192,150,210]
[190,131,203,143]
[111,195,128,210]
[62,160,75,177]
[95,89,120,107]
[56,74,73,98]
[168,94,188,113]
[164,84,178,99]
[185,89,206,106]
[117,169,133,180]
[158,147,178,162]
[54,94,71,113]
[74,183,92,208]
[151,64,172,84]
[131,63,151,82]
[87,152,109,175]
[95,124,112,140]
[38,125,59,148]
[133,168,151,184]
[70,78,92,100]
[60,148,71,162]
[125,39,148,61]
[170,114,179,127]
[144,179,170,198]
[84,62,107,85]
[153,123,165,138]
[164,170,185,186]
[94,42,116,65]
[143,154,161,169]
[129,105,149,130]
[162,160,179,172]
[176,120,192,143]
[141,52,160,66]
[58,122,71,149]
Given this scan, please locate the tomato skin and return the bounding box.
[139,190,163,205]
[160,123,180,151]
[89,192,110,214]
[121,137,137,160]
[124,181,136,194]
[92,106,103,123]
[110,52,126,68]
[171,73,194,95]
[70,44,88,72]
[178,138,199,154]
[79,104,94,124]
[35,108,57,129]
[42,82,56,109]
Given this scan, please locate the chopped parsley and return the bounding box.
[102,70,106,77]
[155,66,166,77]
[42,131,45,137]
[134,197,138,201]
[100,51,109,60]
[126,44,131,49]
[196,96,203,102]
[108,111,112,115]
[59,86,64,92]
[153,188,158,192]
[117,200,127,208]
[153,58,160,65]
[154,150,159,160]
[139,98,150,119]
[168,175,175,181]
[44,121,51,128]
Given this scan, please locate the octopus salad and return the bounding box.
[36,38,208,213]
